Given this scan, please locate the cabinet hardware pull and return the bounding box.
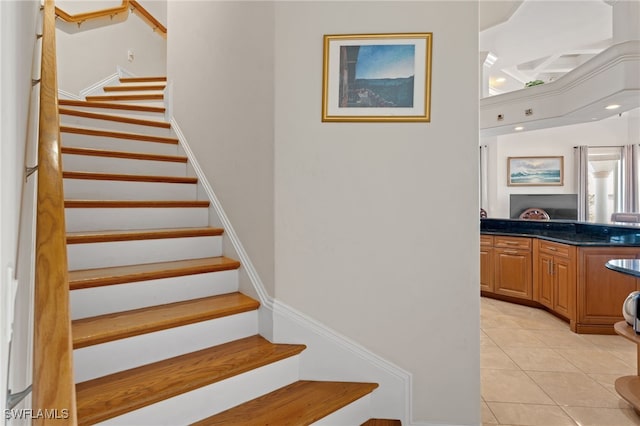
[504,250,518,254]
[548,247,558,251]
[505,241,519,245]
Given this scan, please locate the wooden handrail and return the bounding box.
[32,0,77,424]
[54,0,129,24]
[130,0,167,39]
[55,0,167,38]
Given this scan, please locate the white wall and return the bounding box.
[168,1,480,424]
[167,1,276,297]
[273,2,479,424]
[483,113,635,218]
[0,0,40,420]
[56,1,166,94]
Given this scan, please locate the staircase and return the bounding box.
[59,76,390,425]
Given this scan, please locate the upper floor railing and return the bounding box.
[55,0,166,38]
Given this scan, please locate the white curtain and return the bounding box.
[574,146,589,221]
[621,144,640,212]
[479,145,488,213]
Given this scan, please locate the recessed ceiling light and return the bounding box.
[496,77,506,83]
[606,104,621,110]
[515,126,524,131]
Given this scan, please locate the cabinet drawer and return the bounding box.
[538,240,572,257]
[481,235,494,247]
[494,236,531,250]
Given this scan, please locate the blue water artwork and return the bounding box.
[509,157,563,185]
[339,44,415,108]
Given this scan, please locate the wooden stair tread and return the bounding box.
[85,93,164,102]
[120,76,167,83]
[63,171,197,184]
[72,292,259,349]
[75,335,306,425]
[64,199,210,208]
[192,380,379,426]
[61,146,187,163]
[362,419,402,426]
[68,256,240,289]
[59,98,165,113]
[103,84,166,92]
[60,126,179,144]
[59,107,171,128]
[67,227,224,244]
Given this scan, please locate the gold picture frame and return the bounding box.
[322,33,433,122]
[507,156,564,186]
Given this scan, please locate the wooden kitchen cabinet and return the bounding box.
[481,230,640,334]
[480,235,494,292]
[533,240,576,322]
[493,236,532,300]
[577,247,640,333]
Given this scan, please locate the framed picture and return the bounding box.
[507,156,564,186]
[322,33,432,122]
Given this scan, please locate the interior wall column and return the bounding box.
[591,160,618,223]
[608,0,640,43]
[479,51,496,98]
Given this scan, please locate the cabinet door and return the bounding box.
[494,248,532,299]
[554,256,575,319]
[578,247,640,327]
[480,247,494,292]
[537,252,554,308]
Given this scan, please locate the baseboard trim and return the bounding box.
[79,72,120,99]
[171,116,412,424]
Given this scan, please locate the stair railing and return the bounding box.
[32,0,77,424]
[55,0,166,38]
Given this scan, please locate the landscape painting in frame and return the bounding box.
[508,156,564,186]
[322,33,432,122]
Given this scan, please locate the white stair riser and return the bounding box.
[311,394,372,426]
[59,105,165,121]
[74,311,259,382]
[70,269,239,319]
[65,207,209,232]
[62,153,187,177]
[64,179,197,201]
[59,114,174,137]
[61,132,179,156]
[67,236,222,270]
[95,356,300,425]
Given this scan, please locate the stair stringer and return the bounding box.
[172,119,412,425]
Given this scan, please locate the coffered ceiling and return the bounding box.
[480,0,613,96]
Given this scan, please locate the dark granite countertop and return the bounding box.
[481,218,640,246]
[606,259,640,277]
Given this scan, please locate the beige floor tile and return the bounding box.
[481,330,498,348]
[527,371,624,408]
[562,406,640,426]
[481,315,522,329]
[502,347,580,372]
[487,402,577,426]
[481,369,554,405]
[608,349,639,369]
[482,328,547,348]
[529,329,599,349]
[582,333,638,352]
[481,400,498,424]
[481,347,520,370]
[555,348,636,375]
[510,315,569,331]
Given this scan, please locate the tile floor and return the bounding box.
[481,296,640,426]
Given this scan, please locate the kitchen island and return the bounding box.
[481,218,640,334]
